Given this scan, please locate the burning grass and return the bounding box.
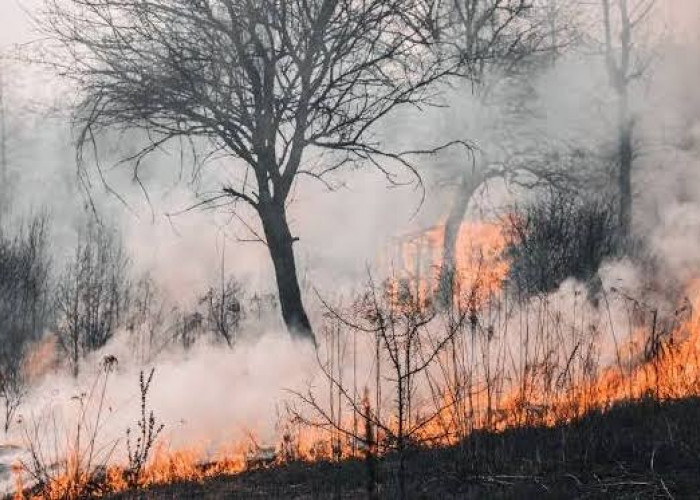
[10,220,700,499]
[102,397,700,499]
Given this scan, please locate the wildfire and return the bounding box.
[13,220,700,499]
[390,221,508,309]
[12,422,364,499]
[384,220,700,442]
[420,283,700,441]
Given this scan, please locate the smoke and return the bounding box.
[0,3,696,296]
[0,332,319,493]
[1,1,700,494]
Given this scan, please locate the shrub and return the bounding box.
[505,192,624,298]
[125,368,164,488]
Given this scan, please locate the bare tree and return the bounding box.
[125,274,169,364]
[0,214,52,432]
[201,277,244,347]
[431,0,570,306]
[55,221,130,377]
[199,242,244,346]
[41,0,467,343]
[600,0,656,234]
[441,0,557,77]
[291,274,469,498]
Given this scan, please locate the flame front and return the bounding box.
[14,221,700,498]
[390,221,508,310]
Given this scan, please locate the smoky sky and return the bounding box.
[0,0,699,304]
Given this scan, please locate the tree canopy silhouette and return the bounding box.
[41,0,469,342]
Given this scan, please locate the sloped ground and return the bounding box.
[110,397,700,499]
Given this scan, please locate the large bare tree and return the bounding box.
[42,0,460,343]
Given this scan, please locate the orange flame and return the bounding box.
[16,221,700,498]
[390,221,508,309]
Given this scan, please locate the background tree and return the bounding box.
[42,0,462,343]
[55,221,130,377]
[124,274,169,364]
[433,0,571,306]
[441,0,555,77]
[0,214,52,431]
[600,0,656,235]
[201,277,244,348]
[0,57,34,217]
[199,242,244,347]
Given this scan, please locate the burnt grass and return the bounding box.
[108,397,700,499]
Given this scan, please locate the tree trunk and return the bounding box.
[397,375,406,500]
[363,390,378,500]
[438,170,485,308]
[618,92,633,236]
[259,201,315,344]
[603,0,634,237]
